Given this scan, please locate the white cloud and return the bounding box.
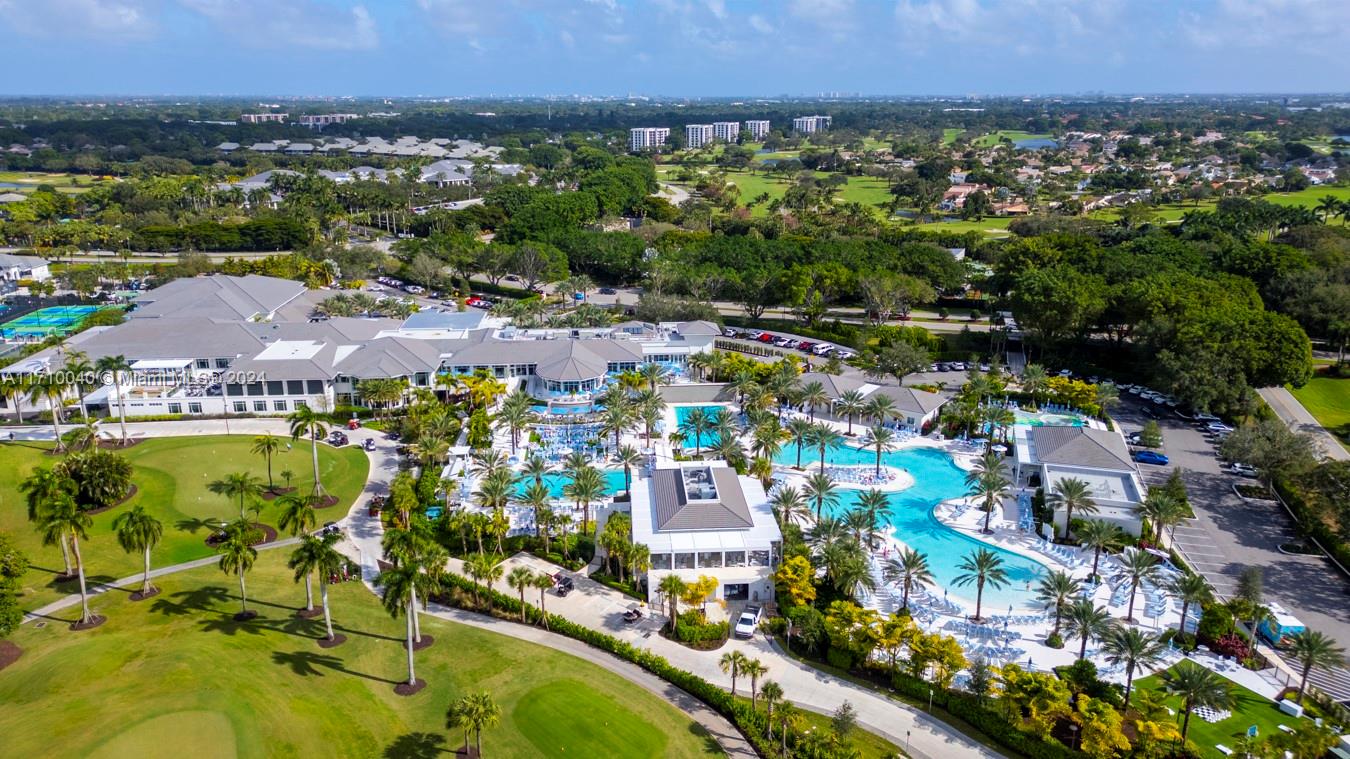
[893,0,1126,55]
[747,14,773,34]
[1182,0,1350,51]
[0,0,156,40]
[178,0,378,50]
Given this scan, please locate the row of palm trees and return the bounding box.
[1,351,135,451]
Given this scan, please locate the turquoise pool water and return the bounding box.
[778,443,1047,609]
[516,468,628,499]
[1014,409,1085,427]
[674,404,735,450]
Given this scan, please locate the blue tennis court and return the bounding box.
[0,305,102,339]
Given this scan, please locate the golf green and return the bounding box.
[0,553,722,758]
[1,435,369,611]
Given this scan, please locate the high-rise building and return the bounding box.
[685,124,715,148]
[241,113,288,124]
[745,120,771,140]
[712,121,740,143]
[792,115,832,133]
[298,114,358,129]
[629,127,671,152]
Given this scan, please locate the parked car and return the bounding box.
[598,287,617,295]
[1230,463,1258,478]
[757,333,774,343]
[834,349,857,360]
[465,296,491,309]
[734,605,763,639]
[551,573,574,597]
[812,343,834,356]
[797,341,816,352]
[1193,413,1220,424]
[1133,450,1170,466]
[1206,422,1235,434]
[722,327,739,338]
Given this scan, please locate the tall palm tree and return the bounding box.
[532,571,554,630]
[863,394,897,427]
[1077,519,1125,579]
[786,418,814,469]
[1019,364,1048,408]
[563,466,605,534]
[954,548,1009,622]
[95,354,133,445]
[208,472,265,521]
[720,650,749,696]
[218,525,259,620]
[1064,599,1114,660]
[21,467,76,574]
[769,486,810,528]
[379,563,425,689]
[1163,661,1234,740]
[251,434,284,492]
[1102,626,1166,710]
[305,532,345,642]
[615,444,643,499]
[39,493,96,625]
[835,390,866,435]
[679,407,713,457]
[883,547,934,611]
[799,381,828,421]
[519,454,552,486]
[1169,572,1212,640]
[760,680,785,739]
[965,451,1010,534]
[288,533,339,625]
[803,471,839,520]
[639,362,670,393]
[599,400,636,454]
[28,373,68,451]
[1136,490,1186,544]
[742,658,768,709]
[863,424,896,477]
[287,404,329,497]
[506,566,536,623]
[447,692,501,758]
[807,423,843,473]
[1035,570,1081,638]
[464,552,505,611]
[112,505,163,599]
[658,573,686,633]
[1288,629,1346,705]
[1120,549,1161,623]
[516,481,553,546]
[1047,477,1098,541]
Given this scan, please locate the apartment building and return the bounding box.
[712,121,740,143]
[745,120,771,140]
[298,114,359,129]
[240,113,288,124]
[792,115,832,133]
[629,127,671,152]
[685,124,715,149]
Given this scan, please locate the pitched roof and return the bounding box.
[868,384,948,415]
[131,274,307,321]
[650,467,754,531]
[1030,426,1133,471]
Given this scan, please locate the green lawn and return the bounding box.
[1133,668,1291,759]
[1287,374,1350,449]
[795,708,905,758]
[972,131,1051,148]
[0,170,99,194]
[2,436,370,611]
[0,553,722,759]
[941,128,966,145]
[909,216,1015,236]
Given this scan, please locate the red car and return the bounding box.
[757,332,774,343]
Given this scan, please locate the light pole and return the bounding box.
[905,730,911,754]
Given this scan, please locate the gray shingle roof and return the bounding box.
[131,274,307,321]
[650,467,754,531]
[1031,426,1133,471]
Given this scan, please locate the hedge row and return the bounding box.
[433,572,855,759]
[1274,476,1350,572]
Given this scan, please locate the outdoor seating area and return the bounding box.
[535,423,606,461]
[823,465,897,486]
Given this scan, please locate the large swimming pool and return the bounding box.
[778,443,1047,609]
[515,468,628,499]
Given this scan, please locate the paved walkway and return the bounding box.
[1259,386,1348,461]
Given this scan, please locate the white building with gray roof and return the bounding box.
[1012,425,1145,534]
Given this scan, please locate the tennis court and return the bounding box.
[0,305,102,340]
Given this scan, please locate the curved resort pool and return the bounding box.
[515,468,628,499]
[780,442,1048,609]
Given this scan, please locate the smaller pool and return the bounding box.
[426,506,443,519]
[673,404,735,449]
[531,403,603,416]
[1014,410,1086,427]
[516,468,628,499]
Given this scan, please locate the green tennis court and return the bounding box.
[0,305,102,339]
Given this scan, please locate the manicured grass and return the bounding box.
[908,216,1015,236]
[941,128,966,145]
[0,170,100,194]
[0,553,721,759]
[1,435,369,611]
[972,131,1051,148]
[1287,374,1350,448]
[833,176,894,216]
[1263,184,1350,209]
[1133,668,1290,759]
[796,708,905,758]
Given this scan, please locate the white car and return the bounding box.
[1206,422,1235,433]
[813,343,835,356]
[1230,463,1258,478]
[1194,413,1220,424]
[733,605,762,639]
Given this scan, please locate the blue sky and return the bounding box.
[2,0,1348,96]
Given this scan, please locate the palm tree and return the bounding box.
[807,423,843,473]
[658,573,686,633]
[835,390,866,435]
[799,381,828,421]
[217,525,258,620]
[1136,490,1186,544]
[760,680,784,739]
[495,395,533,455]
[803,471,839,520]
[28,373,68,451]
[1047,477,1098,541]
[862,424,896,477]
[464,552,505,611]
[562,466,605,535]
[883,547,933,611]
[532,570,554,630]
[379,563,425,689]
[519,454,552,486]
[742,658,768,708]
[507,566,536,623]
[639,362,669,393]
[447,692,501,758]
[720,650,749,696]
[1019,364,1048,408]
[679,407,713,458]
[112,505,163,599]
[1064,599,1113,660]
[1120,549,1161,623]
[208,471,265,521]
[953,548,1009,622]
[1288,629,1346,705]
[599,400,636,454]
[288,533,341,626]
[39,493,96,625]
[1169,572,1212,640]
[251,434,284,492]
[1163,661,1234,740]
[305,533,345,642]
[863,394,896,427]
[95,354,133,445]
[1102,627,1166,710]
[1035,570,1081,638]
[786,418,814,469]
[965,451,1010,534]
[1077,519,1125,579]
[287,404,329,497]
[615,444,643,499]
[769,486,809,528]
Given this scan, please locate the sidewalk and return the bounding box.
[456,553,1006,759]
[1259,386,1348,462]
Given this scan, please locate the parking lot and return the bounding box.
[1112,396,1350,701]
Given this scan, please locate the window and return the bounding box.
[725,551,746,567]
[253,401,267,412]
[195,359,210,369]
[233,401,247,413]
[188,402,203,414]
[696,551,723,568]
[287,380,304,395]
[650,553,671,570]
[749,550,770,567]
[245,382,263,396]
[167,403,182,414]
[673,552,695,570]
[294,400,308,409]
[266,381,283,396]
[306,380,324,394]
[225,383,243,397]
[215,358,230,369]
[273,401,287,411]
